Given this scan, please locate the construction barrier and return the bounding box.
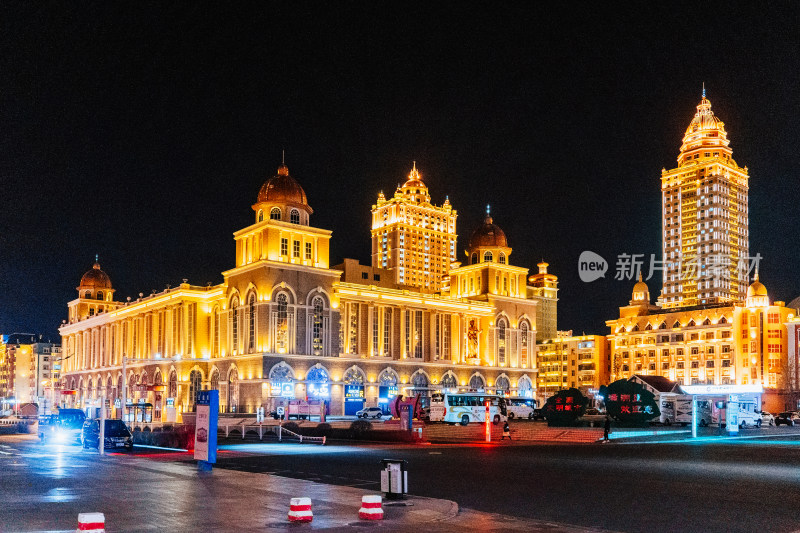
[288,497,313,522]
[76,512,105,532]
[358,495,384,520]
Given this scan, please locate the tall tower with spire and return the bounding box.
[660,90,750,308]
[371,163,457,292]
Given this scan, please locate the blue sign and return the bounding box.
[345,385,365,402]
[194,389,218,465]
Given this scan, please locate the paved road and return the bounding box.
[214,435,800,533]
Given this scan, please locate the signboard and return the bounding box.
[345,385,365,402]
[194,389,218,464]
[680,384,764,395]
[165,397,175,407]
[307,382,330,399]
[269,382,295,398]
[727,394,739,435]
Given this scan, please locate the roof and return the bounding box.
[630,374,679,393]
[1,333,39,345]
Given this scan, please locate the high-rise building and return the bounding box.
[660,90,750,308]
[528,261,559,341]
[371,163,457,292]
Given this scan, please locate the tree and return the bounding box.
[599,379,660,424]
[543,388,588,426]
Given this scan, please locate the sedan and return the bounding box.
[356,407,385,419]
[775,412,799,426]
[759,411,775,426]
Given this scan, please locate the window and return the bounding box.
[293,240,300,257]
[373,274,380,281]
[768,313,779,324]
[231,297,239,350]
[280,238,288,256]
[213,307,220,356]
[706,360,714,368]
[497,318,507,365]
[691,361,699,369]
[305,242,312,260]
[188,370,202,411]
[312,296,324,356]
[471,253,478,264]
[483,251,493,262]
[722,359,731,367]
[270,207,281,220]
[662,362,669,370]
[248,293,256,352]
[383,308,392,356]
[258,210,264,222]
[275,293,289,352]
[677,362,685,369]
[290,209,300,224]
[362,272,368,279]
[499,253,506,264]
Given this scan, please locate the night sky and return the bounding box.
[2,3,799,340]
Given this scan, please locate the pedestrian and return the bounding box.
[502,421,511,440]
[603,415,611,442]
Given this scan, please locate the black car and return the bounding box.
[81,419,133,450]
[39,408,87,444]
[775,412,799,426]
[531,408,546,421]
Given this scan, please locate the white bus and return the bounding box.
[506,397,537,420]
[428,392,508,426]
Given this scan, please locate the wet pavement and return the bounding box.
[0,435,611,532]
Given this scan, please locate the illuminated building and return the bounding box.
[371,163,457,292]
[606,274,794,411]
[60,161,548,417]
[785,312,800,410]
[660,90,749,308]
[527,261,559,341]
[0,333,37,407]
[536,332,608,403]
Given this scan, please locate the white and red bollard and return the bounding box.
[358,495,384,520]
[76,512,105,532]
[288,497,313,522]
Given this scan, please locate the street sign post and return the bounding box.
[194,390,218,472]
[727,394,739,436]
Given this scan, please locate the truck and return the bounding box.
[658,392,762,428]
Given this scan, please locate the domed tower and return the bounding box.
[68,258,119,323]
[252,161,313,226]
[234,158,332,269]
[370,162,457,291]
[465,206,512,266]
[660,88,750,309]
[745,272,769,308]
[630,272,650,305]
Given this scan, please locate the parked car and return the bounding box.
[81,419,133,450]
[531,408,546,421]
[39,408,86,444]
[759,411,775,426]
[580,408,608,423]
[775,412,800,426]
[356,407,384,419]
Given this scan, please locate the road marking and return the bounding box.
[429,451,442,455]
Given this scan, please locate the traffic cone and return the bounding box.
[358,495,384,520]
[288,497,313,522]
[76,512,105,532]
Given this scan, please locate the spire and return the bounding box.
[702,82,706,98]
[484,204,492,224]
[638,271,643,282]
[282,149,285,166]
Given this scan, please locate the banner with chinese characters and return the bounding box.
[194,389,218,463]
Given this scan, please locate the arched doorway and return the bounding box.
[227,368,239,413]
[343,366,366,416]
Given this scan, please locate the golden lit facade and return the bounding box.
[371,164,457,292]
[0,334,37,405]
[661,92,749,308]
[527,261,559,341]
[536,332,608,402]
[59,162,544,418]
[606,276,794,409]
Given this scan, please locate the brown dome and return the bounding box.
[79,262,112,289]
[257,165,310,208]
[468,214,508,249]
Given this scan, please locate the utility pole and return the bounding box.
[122,356,127,423]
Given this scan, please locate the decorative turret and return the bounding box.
[252,157,313,225]
[465,206,511,265]
[77,257,114,302]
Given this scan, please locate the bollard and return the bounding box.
[288,497,313,522]
[76,512,105,532]
[358,495,384,520]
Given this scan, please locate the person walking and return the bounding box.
[603,415,611,442]
[502,421,511,440]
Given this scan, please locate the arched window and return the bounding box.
[116,376,122,400]
[497,318,507,365]
[213,306,220,356]
[269,363,294,399]
[471,253,478,265]
[210,369,219,392]
[306,366,329,399]
[517,376,533,399]
[97,291,104,301]
[495,375,510,392]
[483,251,493,262]
[275,292,289,352]
[290,209,300,224]
[188,370,202,411]
[520,321,529,365]
[228,368,239,412]
[469,374,485,391]
[230,297,239,351]
[378,368,398,386]
[440,372,457,389]
[498,253,506,265]
[343,367,365,385]
[87,378,94,399]
[247,292,256,352]
[411,372,429,391]
[270,207,281,220]
[257,210,264,222]
[168,370,177,398]
[84,291,92,299]
[312,296,324,355]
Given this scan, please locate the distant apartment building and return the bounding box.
[536,331,608,403]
